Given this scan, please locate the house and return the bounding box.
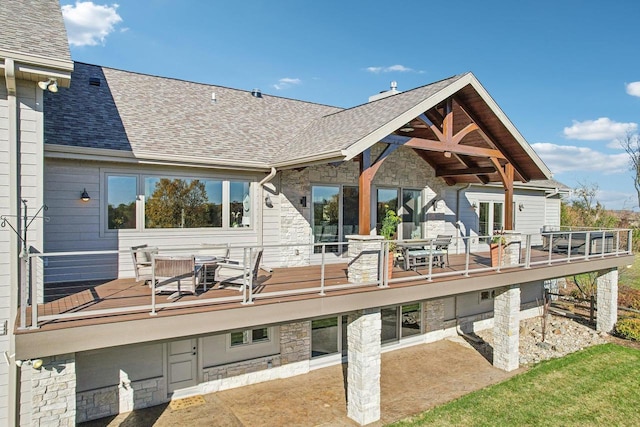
[0,1,630,426]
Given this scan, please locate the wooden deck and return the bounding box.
[16,248,628,334]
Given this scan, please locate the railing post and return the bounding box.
[566,232,572,263]
[547,233,554,265]
[524,234,532,269]
[584,231,591,260]
[615,230,620,256]
[247,247,254,304]
[19,252,28,330]
[464,237,470,277]
[601,230,606,258]
[241,247,252,305]
[150,254,157,316]
[29,251,38,329]
[496,237,502,272]
[628,229,633,254]
[319,244,326,295]
[427,239,433,281]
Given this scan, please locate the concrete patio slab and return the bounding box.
[80,337,522,426]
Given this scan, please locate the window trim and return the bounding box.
[227,327,271,349]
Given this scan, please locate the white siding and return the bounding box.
[43,159,263,281]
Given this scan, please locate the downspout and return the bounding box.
[5,58,19,427]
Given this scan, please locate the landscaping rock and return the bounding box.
[475,315,607,366]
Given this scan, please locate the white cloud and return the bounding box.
[273,77,301,90]
[62,1,123,46]
[532,142,628,174]
[366,64,419,73]
[626,81,640,97]
[563,117,637,141]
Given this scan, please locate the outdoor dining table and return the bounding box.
[195,255,225,291]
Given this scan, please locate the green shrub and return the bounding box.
[614,318,640,341]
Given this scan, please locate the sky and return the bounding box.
[59,0,640,210]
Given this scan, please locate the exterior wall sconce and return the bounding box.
[471,201,478,210]
[16,358,43,369]
[81,188,90,202]
[264,194,273,208]
[518,202,525,211]
[300,196,307,207]
[38,78,58,92]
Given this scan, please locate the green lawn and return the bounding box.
[389,344,640,427]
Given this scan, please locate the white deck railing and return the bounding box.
[19,228,633,329]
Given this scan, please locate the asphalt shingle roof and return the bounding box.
[44,63,342,165]
[0,0,71,62]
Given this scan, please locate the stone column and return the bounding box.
[347,235,383,283]
[347,309,381,425]
[493,285,520,371]
[502,231,522,266]
[22,353,76,426]
[597,268,618,333]
[424,299,445,332]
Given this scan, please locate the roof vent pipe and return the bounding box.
[251,88,262,98]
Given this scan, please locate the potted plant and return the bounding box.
[380,208,401,277]
[490,233,506,267]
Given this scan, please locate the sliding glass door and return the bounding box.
[312,185,359,253]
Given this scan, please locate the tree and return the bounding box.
[619,131,640,209]
[561,182,618,228]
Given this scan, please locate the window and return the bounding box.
[401,303,421,337]
[480,290,496,301]
[479,201,504,242]
[230,327,269,347]
[311,317,338,357]
[107,175,137,229]
[144,177,222,228]
[381,306,399,343]
[105,172,251,231]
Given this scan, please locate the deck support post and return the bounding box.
[347,308,381,425]
[596,268,618,333]
[493,285,520,371]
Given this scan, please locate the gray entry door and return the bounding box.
[168,339,198,393]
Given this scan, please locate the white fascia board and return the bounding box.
[0,50,73,86]
[341,73,475,161]
[469,182,570,193]
[44,144,271,172]
[271,149,347,169]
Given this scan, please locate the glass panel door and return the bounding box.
[479,202,490,242]
[493,202,504,233]
[401,189,422,239]
[312,186,340,253]
[376,188,399,234]
[342,186,359,238]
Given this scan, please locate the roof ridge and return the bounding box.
[72,61,342,110]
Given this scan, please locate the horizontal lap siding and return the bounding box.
[44,159,262,281]
[0,77,10,427]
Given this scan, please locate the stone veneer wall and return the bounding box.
[278,145,447,266]
[20,353,76,427]
[201,321,311,393]
[280,321,311,364]
[75,377,165,423]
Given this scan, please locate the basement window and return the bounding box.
[230,327,269,347]
[480,290,496,302]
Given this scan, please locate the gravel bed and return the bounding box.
[474,314,608,365]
